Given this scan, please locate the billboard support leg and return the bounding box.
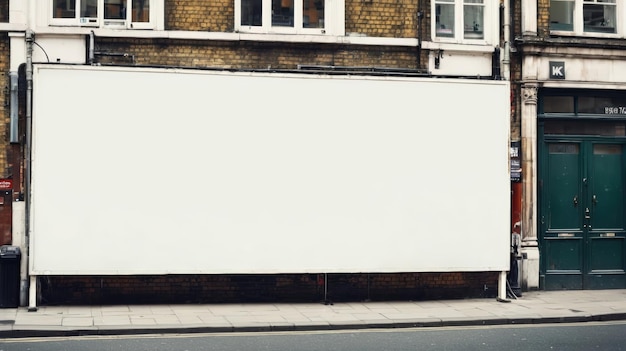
[497,271,509,302]
[28,275,37,311]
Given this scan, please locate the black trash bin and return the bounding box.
[0,245,21,308]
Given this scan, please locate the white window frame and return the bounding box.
[234,0,345,36]
[431,0,495,45]
[49,0,163,30]
[550,0,622,38]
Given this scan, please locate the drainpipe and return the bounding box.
[496,0,512,303]
[9,73,18,143]
[89,30,95,65]
[502,0,511,81]
[24,29,35,311]
[416,6,423,69]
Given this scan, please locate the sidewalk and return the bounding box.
[1,289,626,338]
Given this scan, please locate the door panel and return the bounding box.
[543,238,584,290]
[585,143,626,289]
[589,237,624,271]
[545,237,583,270]
[546,143,581,231]
[590,144,624,230]
[543,142,584,289]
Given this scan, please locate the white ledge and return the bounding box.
[421,41,497,53]
[16,26,497,53]
[0,23,27,31]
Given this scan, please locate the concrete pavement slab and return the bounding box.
[1,289,626,338]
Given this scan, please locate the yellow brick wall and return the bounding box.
[346,0,421,38]
[96,38,421,70]
[537,0,550,37]
[156,0,430,70]
[164,0,428,40]
[166,0,234,32]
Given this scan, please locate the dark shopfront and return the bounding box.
[538,89,626,290]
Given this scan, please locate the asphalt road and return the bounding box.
[1,321,626,351]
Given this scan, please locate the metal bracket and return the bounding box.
[435,50,444,69]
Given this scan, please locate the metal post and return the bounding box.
[24,29,36,311]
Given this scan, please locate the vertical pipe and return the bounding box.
[324,273,328,303]
[9,73,18,143]
[89,30,95,65]
[416,6,423,69]
[24,29,36,311]
[502,0,511,81]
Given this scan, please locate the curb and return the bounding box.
[2,312,626,339]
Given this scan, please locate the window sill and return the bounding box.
[427,40,494,52]
[236,26,328,36]
[550,30,622,39]
[26,27,498,52]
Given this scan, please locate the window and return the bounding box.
[51,0,155,29]
[543,96,575,114]
[434,0,486,41]
[550,0,618,35]
[541,91,626,116]
[236,0,343,35]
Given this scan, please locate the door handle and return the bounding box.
[573,195,578,207]
[592,194,597,205]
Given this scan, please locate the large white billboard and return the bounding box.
[30,65,510,275]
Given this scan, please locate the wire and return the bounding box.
[506,279,519,300]
[33,41,50,63]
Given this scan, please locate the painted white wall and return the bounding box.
[538,56,626,84]
[11,201,27,305]
[9,34,26,72]
[521,0,538,35]
[9,0,27,25]
[429,50,493,77]
[32,35,87,64]
[30,65,510,275]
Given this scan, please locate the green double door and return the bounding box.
[541,139,626,290]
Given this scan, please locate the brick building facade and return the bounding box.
[1,0,512,307]
[514,0,626,291]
